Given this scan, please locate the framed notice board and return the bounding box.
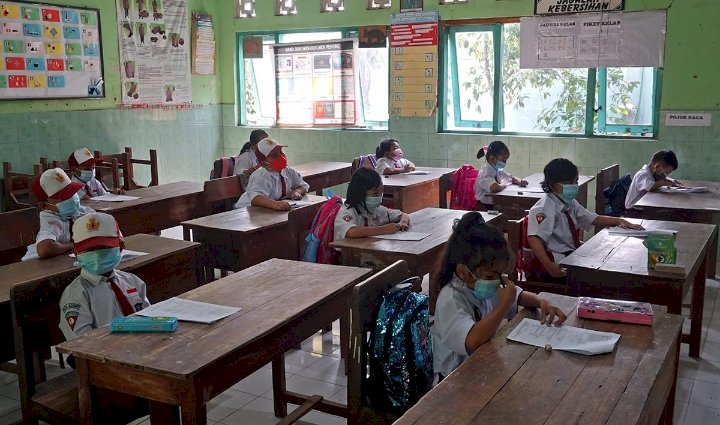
[0,1,104,99]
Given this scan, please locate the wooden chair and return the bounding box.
[347,260,411,425]
[506,218,568,296]
[93,151,130,192]
[0,207,39,266]
[595,163,619,232]
[2,162,41,211]
[10,274,150,424]
[350,154,377,175]
[203,175,244,215]
[124,147,159,189]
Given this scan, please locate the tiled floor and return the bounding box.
[1,255,719,424]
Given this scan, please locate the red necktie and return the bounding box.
[108,277,136,316]
[563,209,582,249]
[85,183,93,196]
[280,174,287,199]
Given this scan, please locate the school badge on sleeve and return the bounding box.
[342,215,352,222]
[65,311,78,330]
[536,213,546,224]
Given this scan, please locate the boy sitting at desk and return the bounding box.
[625,150,684,212]
[59,212,150,341]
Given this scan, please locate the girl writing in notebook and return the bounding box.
[432,211,566,378]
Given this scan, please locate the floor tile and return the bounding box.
[674,401,688,425]
[284,350,324,374]
[231,364,288,397]
[295,355,347,386]
[262,375,343,401]
[207,389,257,422]
[676,377,695,403]
[689,380,720,409]
[219,397,287,425]
[693,361,720,385]
[683,404,720,425]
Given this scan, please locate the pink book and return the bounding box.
[577,297,654,326]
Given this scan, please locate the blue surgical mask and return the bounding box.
[493,160,506,171]
[55,194,80,219]
[560,184,579,203]
[78,169,95,183]
[365,196,383,212]
[471,276,500,301]
[77,247,122,275]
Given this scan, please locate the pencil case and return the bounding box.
[110,316,178,333]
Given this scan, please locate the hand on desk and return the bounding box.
[288,189,304,200]
[539,299,567,326]
[396,221,409,231]
[379,222,404,234]
[403,164,416,172]
[618,219,644,230]
[546,262,567,278]
[518,179,528,187]
[272,200,292,211]
[671,179,686,188]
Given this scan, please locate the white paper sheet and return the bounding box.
[507,318,620,356]
[136,297,241,324]
[660,186,709,193]
[405,171,430,175]
[92,194,140,202]
[607,227,676,238]
[371,231,430,241]
[289,200,313,208]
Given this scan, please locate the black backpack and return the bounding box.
[604,173,632,216]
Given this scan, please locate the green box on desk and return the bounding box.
[647,232,677,269]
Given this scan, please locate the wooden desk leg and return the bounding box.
[689,259,707,359]
[150,401,180,425]
[183,226,191,241]
[340,314,349,373]
[708,228,718,278]
[429,271,438,316]
[272,354,288,418]
[76,357,93,425]
[180,385,206,425]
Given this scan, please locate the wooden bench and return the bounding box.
[0,207,39,266]
[594,163,619,232]
[204,174,243,215]
[2,162,41,211]
[124,147,159,189]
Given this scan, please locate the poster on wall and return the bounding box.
[390,10,438,118]
[520,10,666,69]
[274,40,356,127]
[0,1,104,99]
[535,0,624,16]
[116,0,191,105]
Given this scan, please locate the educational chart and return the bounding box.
[116,0,190,105]
[191,12,214,75]
[389,11,438,118]
[520,10,666,69]
[274,40,356,127]
[0,1,103,99]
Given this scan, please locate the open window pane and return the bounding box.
[357,45,389,125]
[244,41,276,126]
[604,67,655,127]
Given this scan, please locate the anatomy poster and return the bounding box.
[116,0,190,105]
[0,1,104,99]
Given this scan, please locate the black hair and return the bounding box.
[240,129,269,154]
[345,168,382,214]
[435,211,509,291]
[651,150,678,170]
[541,158,578,193]
[477,140,509,160]
[375,138,399,159]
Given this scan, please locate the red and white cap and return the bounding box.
[68,147,98,168]
[32,168,84,202]
[72,212,121,253]
[253,137,286,161]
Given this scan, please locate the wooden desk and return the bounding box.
[292,161,352,195]
[381,167,456,213]
[488,173,594,220]
[57,259,372,425]
[0,234,201,368]
[332,208,506,315]
[395,293,683,425]
[560,219,716,358]
[181,195,327,279]
[635,180,720,277]
[81,181,208,236]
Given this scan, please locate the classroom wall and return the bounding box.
[218,0,720,204]
[0,0,222,188]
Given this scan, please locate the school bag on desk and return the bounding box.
[302,195,343,265]
[367,280,433,414]
[450,164,479,210]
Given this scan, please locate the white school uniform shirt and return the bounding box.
[333,204,403,241]
[234,166,309,208]
[624,164,656,210]
[59,268,150,340]
[527,194,597,257]
[233,150,259,175]
[72,176,109,199]
[473,162,513,204]
[22,206,95,261]
[432,276,523,378]
[375,156,412,175]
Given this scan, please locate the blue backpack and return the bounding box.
[368,280,433,413]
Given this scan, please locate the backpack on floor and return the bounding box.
[604,173,632,216]
[368,281,433,414]
[450,164,479,210]
[210,156,237,180]
[302,195,343,265]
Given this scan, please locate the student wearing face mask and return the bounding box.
[68,147,124,199]
[22,168,96,261]
[333,168,410,241]
[234,137,309,210]
[59,212,150,341]
[374,138,416,175]
[526,158,643,279]
[474,140,528,211]
[432,211,567,379]
[624,150,684,212]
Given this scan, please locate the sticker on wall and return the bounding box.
[28,74,46,88]
[21,6,39,20]
[665,113,712,127]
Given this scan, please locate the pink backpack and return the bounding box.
[450,164,479,210]
[209,156,237,179]
[302,195,344,265]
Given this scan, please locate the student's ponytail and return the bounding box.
[476,146,487,159]
[375,139,397,159]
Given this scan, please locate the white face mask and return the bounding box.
[79,169,95,183]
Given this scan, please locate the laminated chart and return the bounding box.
[390,10,438,118]
[0,1,103,99]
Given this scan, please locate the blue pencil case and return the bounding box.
[110,316,178,333]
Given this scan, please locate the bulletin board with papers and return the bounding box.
[0,1,104,99]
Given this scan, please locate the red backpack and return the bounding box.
[209,156,237,180]
[450,164,479,210]
[302,195,344,265]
